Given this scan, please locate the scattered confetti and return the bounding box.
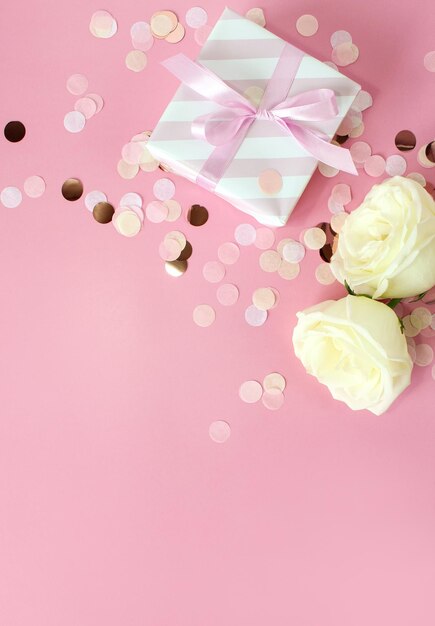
[252,287,276,311]
[258,169,283,194]
[125,50,147,72]
[410,307,432,330]
[304,227,327,250]
[61,178,83,201]
[244,85,265,106]
[331,183,352,205]
[0,186,22,208]
[259,250,282,272]
[89,10,118,38]
[407,172,426,186]
[245,304,268,327]
[165,23,185,43]
[159,237,182,261]
[165,260,187,277]
[164,199,182,222]
[74,96,97,119]
[64,110,86,133]
[315,262,335,285]
[318,162,339,177]
[151,10,178,38]
[245,8,266,27]
[330,211,348,233]
[385,154,407,176]
[66,73,88,96]
[330,30,352,47]
[87,93,104,113]
[23,175,46,198]
[277,260,300,280]
[130,21,154,51]
[262,390,285,410]
[239,380,263,403]
[209,420,231,443]
[424,51,435,72]
[193,304,216,327]
[235,223,256,246]
[4,120,26,142]
[216,283,239,306]
[185,6,208,28]
[93,202,115,224]
[296,14,319,37]
[187,204,208,226]
[117,160,139,179]
[282,241,305,263]
[415,344,434,366]
[363,154,386,177]
[352,90,373,112]
[263,372,286,393]
[332,42,359,66]
[153,178,176,201]
[395,130,416,151]
[254,227,275,250]
[203,260,226,283]
[146,200,168,223]
[120,192,142,208]
[218,242,240,265]
[350,141,372,164]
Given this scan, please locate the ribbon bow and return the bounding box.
[163,51,357,191]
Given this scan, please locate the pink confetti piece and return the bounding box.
[130,21,154,51]
[296,14,319,37]
[350,141,372,163]
[217,242,240,265]
[216,283,239,306]
[153,178,176,201]
[424,51,435,72]
[330,30,352,48]
[245,8,266,27]
[262,390,285,410]
[66,73,88,95]
[328,196,344,214]
[415,344,434,366]
[145,200,168,223]
[74,96,97,119]
[258,169,283,194]
[352,90,373,111]
[318,162,339,178]
[254,227,275,250]
[209,420,230,443]
[239,380,263,404]
[1,186,22,208]
[125,50,147,72]
[332,42,359,67]
[245,305,268,327]
[282,241,305,263]
[63,110,86,133]
[364,155,386,177]
[23,175,46,198]
[85,190,108,212]
[185,6,208,28]
[203,261,226,283]
[385,155,407,176]
[159,239,182,261]
[235,223,256,246]
[120,192,142,208]
[89,10,117,38]
[122,142,145,165]
[331,183,351,205]
[193,304,216,327]
[86,93,104,113]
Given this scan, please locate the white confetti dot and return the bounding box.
[64,110,86,133]
[245,305,268,327]
[209,420,231,443]
[1,186,22,208]
[235,223,256,246]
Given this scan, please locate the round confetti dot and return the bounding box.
[332,42,359,66]
[185,6,208,28]
[125,50,147,72]
[424,51,435,72]
[418,144,435,169]
[318,162,339,178]
[23,175,45,198]
[352,90,373,111]
[194,24,212,46]
[402,315,420,338]
[187,204,208,226]
[331,211,348,233]
[64,110,86,133]
[0,186,22,208]
[84,190,107,211]
[153,178,175,201]
[252,287,276,311]
[259,250,282,272]
[385,154,407,176]
[89,10,118,38]
[244,85,265,107]
[330,30,352,47]
[193,304,216,327]
[235,223,256,246]
[93,202,115,224]
[66,73,88,95]
[145,200,168,223]
[151,11,178,37]
[254,227,275,250]
[203,260,226,283]
[258,169,283,195]
[217,242,240,265]
[245,7,266,26]
[209,420,230,443]
[296,14,319,37]
[364,155,386,177]
[278,260,300,281]
[114,209,142,235]
[87,93,104,113]
[120,192,142,208]
[239,380,263,404]
[216,283,239,306]
[4,120,26,142]
[165,260,187,277]
[282,241,305,263]
[303,227,327,250]
[130,21,154,51]
[349,122,365,138]
[74,96,97,119]
[315,263,336,285]
[331,183,352,205]
[245,305,268,327]
[61,178,83,201]
[407,172,426,186]
[117,159,139,180]
[262,390,285,410]
[164,199,182,222]
[159,238,182,261]
[410,307,432,330]
[165,230,186,250]
[350,141,372,163]
[165,23,185,43]
[415,343,434,366]
[263,372,286,393]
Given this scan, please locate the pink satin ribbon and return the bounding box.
[163,48,357,191]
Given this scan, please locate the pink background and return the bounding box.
[1,0,435,624]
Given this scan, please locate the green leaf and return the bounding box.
[409,291,427,303]
[387,298,402,309]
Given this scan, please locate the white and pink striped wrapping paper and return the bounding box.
[148,8,361,227]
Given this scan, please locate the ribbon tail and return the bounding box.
[285,124,358,175]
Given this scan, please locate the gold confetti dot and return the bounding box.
[61,178,83,201]
[93,201,115,224]
[187,204,208,226]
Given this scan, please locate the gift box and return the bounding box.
[148,8,361,227]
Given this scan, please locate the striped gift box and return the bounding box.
[148,7,361,227]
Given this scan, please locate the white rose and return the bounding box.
[292,295,412,415]
[330,176,435,298]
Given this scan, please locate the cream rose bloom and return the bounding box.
[292,296,412,415]
[330,176,435,298]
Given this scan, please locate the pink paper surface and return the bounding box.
[1,1,435,625]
